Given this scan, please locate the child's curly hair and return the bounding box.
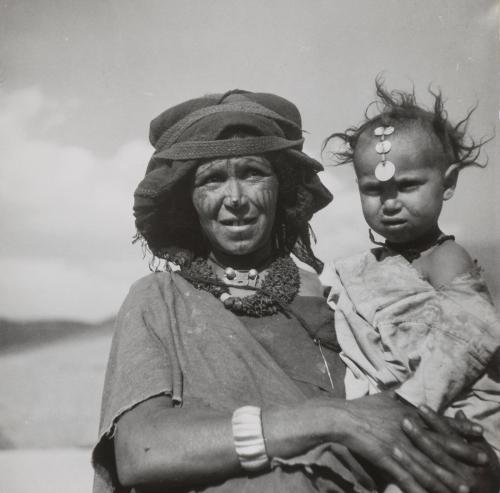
[323,79,488,170]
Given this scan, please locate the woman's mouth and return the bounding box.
[218,218,259,233]
[219,218,258,227]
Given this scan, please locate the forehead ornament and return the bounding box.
[373,125,395,182]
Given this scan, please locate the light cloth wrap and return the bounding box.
[324,249,500,456]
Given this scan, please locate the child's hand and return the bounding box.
[444,410,484,439]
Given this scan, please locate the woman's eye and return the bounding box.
[244,168,265,178]
[202,173,225,184]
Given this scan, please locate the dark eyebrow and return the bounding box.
[394,174,424,183]
[358,177,380,186]
[195,160,224,175]
[238,157,272,169]
[193,164,226,186]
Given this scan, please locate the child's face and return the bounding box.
[353,126,456,244]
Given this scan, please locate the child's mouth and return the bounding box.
[382,218,406,226]
[382,219,407,231]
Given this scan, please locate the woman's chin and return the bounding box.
[210,240,274,267]
[220,243,266,258]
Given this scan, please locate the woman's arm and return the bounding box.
[114,391,496,493]
[115,395,239,488]
[115,394,341,489]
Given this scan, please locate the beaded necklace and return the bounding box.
[369,229,455,262]
[179,255,339,391]
[179,255,300,317]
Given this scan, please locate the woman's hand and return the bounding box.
[335,393,500,493]
[336,392,437,492]
[395,406,500,493]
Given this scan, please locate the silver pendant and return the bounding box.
[375,160,395,181]
[223,267,260,287]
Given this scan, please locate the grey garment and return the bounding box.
[239,295,346,398]
[93,270,376,493]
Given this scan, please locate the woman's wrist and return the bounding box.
[261,399,348,460]
[232,406,270,472]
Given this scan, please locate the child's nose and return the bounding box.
[382,197,402,214]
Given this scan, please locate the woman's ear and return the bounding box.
[443,163,459,201]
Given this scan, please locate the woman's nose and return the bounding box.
[223,178,245,209]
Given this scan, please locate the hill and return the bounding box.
[0,317,115,449]
[0,317,115,354]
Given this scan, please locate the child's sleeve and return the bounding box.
[446,351,500,458]
[396,267,500,412]
[325,263,384,400]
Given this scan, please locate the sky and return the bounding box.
[0,0,498,320]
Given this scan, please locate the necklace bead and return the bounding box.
[223,297,235,308]
[248,269,258,280]
[220,292,232,302]
[225,267,236,280]
[180,256,300,317]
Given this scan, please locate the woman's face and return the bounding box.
[192,155,279,261]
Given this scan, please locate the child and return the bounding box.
[323,83,500,462]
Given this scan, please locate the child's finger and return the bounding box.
[454,409,482,432]
[445,413,483,438]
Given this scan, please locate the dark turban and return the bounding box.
[134,89,332,271]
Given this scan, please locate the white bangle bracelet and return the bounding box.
[232,406,270,472]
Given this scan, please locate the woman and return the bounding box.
[93,90,499,493]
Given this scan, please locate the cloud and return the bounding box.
[0,87,489,319]
[0,87,152,320]
[0,90,368,320]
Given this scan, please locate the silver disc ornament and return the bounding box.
[374,160,395,181]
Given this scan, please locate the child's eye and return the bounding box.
[360,185,381,195]
[399,181,420,192]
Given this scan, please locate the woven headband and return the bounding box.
[155,136,304,160]
[154,101,302,156]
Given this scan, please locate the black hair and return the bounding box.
[323,79,489,170]
[135,149,324,272]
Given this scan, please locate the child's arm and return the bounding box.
[418,240,474,288]
[397,241,500,411]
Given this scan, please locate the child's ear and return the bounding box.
[443,163,459,201]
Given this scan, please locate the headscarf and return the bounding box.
[134,89,333,271]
